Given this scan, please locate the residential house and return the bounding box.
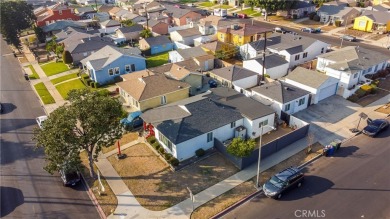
[364,4,390,11]
[239,33,330,68]
[198,15,224,35]
[139,35,173,54]
[169,47,208,63]
[251,81,311,119]
[317,4,360,24]
[81,45,146,85]
[140,87,276,161]
[144,20,169,35]
[163,4,203,26]
[210,65,259,95]
[277,1,316,19]
[112,9,133,21]
[316,46,389,98]
[116,25,143,41]
[92,12,110,22]
[201,41,238,59]
[35,3,80,27]
[55,26,98,42]
[353,11,390,33]
[108,7,123,19]
[76,0,105,5]
[371,0,390,5]
[170,27,202,46]
[217,24,271,46]
[117,71,190,111]
[42,21,87,35]
[243,54,290,79]
[227,0,242,7]
[284,67,339,104]
[115,0,129,7]
[74,6,96,19]
[120,13,147,23]
[100,19,121,34]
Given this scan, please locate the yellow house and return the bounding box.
[371,0,389,5]
[217,24,271,46]
[117,70,190,112]
[353,11,390,32]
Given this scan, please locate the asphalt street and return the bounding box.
[0,39,100,218]
[225,119,390,219]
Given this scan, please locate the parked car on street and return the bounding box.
[362,119,389,137]
[208,79,218,88]
[274,27,289,34]
[59,169,81,187]
[238,13,247,19]
[340,35,356,42]
[36,115,48,129]
[263,166,304,199]
[301,27,321,33]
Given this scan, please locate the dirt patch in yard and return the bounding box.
[107,144,239,211]
[355,77,390,107]
[101,132,139,154]
[375,102,390,115]
[299,20,323,28]
[191,142,323,219]
[366,34,387,41]
[338,28,369,37]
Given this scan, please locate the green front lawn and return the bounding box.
[237,8,257,15]
[199,2,215,7]
[179,0,197,3]
[27,65,40,79]
[251,12,262,17]
[51,73,79,85]
[146,52,169,68]
[34,82,55,104]
[56,78,87,99]
[220,5,232,9]
[40,61,69,76]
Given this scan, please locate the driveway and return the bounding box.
[293,96,361,145]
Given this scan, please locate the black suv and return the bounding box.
[263,167,304,199]
[59,169,81,187]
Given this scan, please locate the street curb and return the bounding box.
[80,172,107,219]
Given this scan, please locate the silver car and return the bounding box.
[340,35,356,42]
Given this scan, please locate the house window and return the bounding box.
[285,103,290,111]
[374,65,378,72]
[367,67,372,72]
[59,10,62,15]
[159,133,173,151]
[353,73,358,78]
[220,34,224,40]
[298,98,305,106]
[207,132,213,142]
[259,119,268,128]
[231,121,236,128]
[295,54,300,61]
[114,67,120,74]
[161,95,167,105]
[125,65,130,72]
[108,68,114,75]
[321,48,324,53]
[358,20,366,27]
[131,64,135,71]
[303,52,308,58]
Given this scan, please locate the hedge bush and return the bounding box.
[158,147,165,155]
[86,79,93,86]
[147,136,156,144]
[164,153,173,160]
[195,148,205,157]
[355,88,366,98]
[152,142,160,149]
[347,94,359,102]
[335,20,341,27]
[313,15,320,22]
[169,157,179,166]
[97,89,110,96]
[308,12,316,20]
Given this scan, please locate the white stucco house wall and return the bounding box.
[243,54,290,79]
[170,27,202,46]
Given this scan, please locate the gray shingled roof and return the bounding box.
[175,27,202,38]
[252,81,310,104]
[143,35,171,46]
[163,4,191,19]
[100,19,121,27]
[117,24,143,34]
[249,33,319,54]
[65,37,114,54]
[42,20,87,33]
[75,6,95,14]
[286,67,334,89]
[318,5,354,16]
[211,65,258,82]
[252,54,288,69]
[361,10,390,24]
[290,1,315,9]
[177,47,207,60]
[317,46,390,74]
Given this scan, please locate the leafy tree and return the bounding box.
[215,50,227,60]
[62,50,73,64]
[34,26,46,43]
[140,29,153,38]
[33,89,124,178]
[120,19,134,27]
[247,0,294,20]
[56,44,64,56]
[0,1,36,50]
[227,138,256,157]
[46,36,58,52]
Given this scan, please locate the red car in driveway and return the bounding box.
[238,13,247,19]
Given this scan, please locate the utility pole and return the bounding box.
[261,33,267,84]
[144,2,149,29]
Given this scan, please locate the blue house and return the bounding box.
[80,45,146,85]
[139,35,173,55]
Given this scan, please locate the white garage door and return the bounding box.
[318,84,337,101]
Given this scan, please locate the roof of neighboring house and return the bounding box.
[199,15,223,26]
[108,7,122,15]
[166,59,201,80]
[323,0,349,6]
[75,6,95,14]
[121,69,155,81]
[98,5,115,13]
[317,46,390,74]
[163,4,192,19]
[80,45,144,70]
[117,73,190,101]
[248,33,324,54]
[100,19,121,27]
[252,81,310,104]
[360,10,390,24]
[115,9,132,17]
[176,47,208,60]
[249,54,289,69]
[147,20,167,28]
[117,24,144,34]
[200,41,235,53]
[194,54,215,62]
[42,20,87,32]
[141,88,274,144]
[174,27,202,38]
[121,12,142,20]
[141,35,171,47]
[211,65,258,82]
[219,24,272,36]
[318,4,357,16]
[290,1,315,9]
[64,36,115,54]
[286,67,336,89]
[371,4,390,11]
[48,3,69,11]
[148,63,174,74]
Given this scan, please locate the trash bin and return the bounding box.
[323,145,333,156]
[327,146,335,156]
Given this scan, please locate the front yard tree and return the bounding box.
[62,50,73,64]
[121,19,134,27]
[0,1,36,50]
[140,29,153,38]
[33,89,124,178]
[227,138,256,157]
[247,0,293,21]
[34,26,46,43]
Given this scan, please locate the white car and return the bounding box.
[36,116,48,129]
